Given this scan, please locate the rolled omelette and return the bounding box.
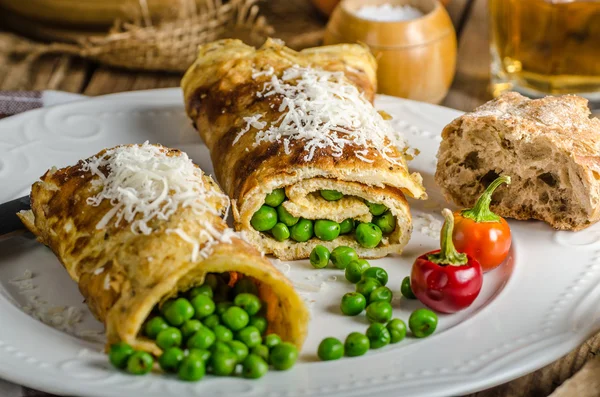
[17,142,309,355]
[182,38,427,260]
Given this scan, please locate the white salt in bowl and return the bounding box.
[324,0,456,104]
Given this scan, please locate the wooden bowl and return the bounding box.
[311,0,451,17]
[324,0,456,103]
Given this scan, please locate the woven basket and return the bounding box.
[6,0,273,72]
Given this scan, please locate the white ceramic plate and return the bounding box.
[0,88,598,397]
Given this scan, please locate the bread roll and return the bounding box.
[435,92,600,231]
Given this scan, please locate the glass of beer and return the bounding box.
[489,0,600,101]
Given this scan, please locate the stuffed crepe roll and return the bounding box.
[17,143,309,355]
[182,39,426,260]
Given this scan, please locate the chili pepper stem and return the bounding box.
[427,209,468,266]
[461,175,511,223]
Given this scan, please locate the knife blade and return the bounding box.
[0,195,30,237]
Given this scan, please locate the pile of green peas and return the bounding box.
[108,273,299,381]
[250,188,397,248]
[308,244,438,360]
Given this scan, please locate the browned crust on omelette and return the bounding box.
[182,39,426,260]
[18,145,309,354]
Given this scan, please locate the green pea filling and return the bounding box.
[251,191,396,248]
[108,272,298,380]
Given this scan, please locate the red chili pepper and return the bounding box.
[411,209,483,314]
[451,175,512,272]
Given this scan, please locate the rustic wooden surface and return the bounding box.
[0,0,597,396]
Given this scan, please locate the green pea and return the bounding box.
[190,295,215,319]
[251,344,270,362]
[251,205,278,232]
[366,301,393,324]
[221,306,250,331]
[366,323,391,349]
[270,342,298,370]
[356,277,381,298]
[188,285,213,300]
[213,325,234,342]
[366,201,388,216]
[178,355,205,381]
[265,188,286,207]
[344,332,370,357]
[387,318,407,343]
[203,274,220,291]
[401,276,416,299]
[355,223,383,248]
[188,348,211,362]
[249,316,268,335]
[163,298,195,327]
[339,218,355,234]
[264,334,282,349]
[309,245,330,269]
[277,205,299,227]
[202,314,220,329]
[144,316,169,339]
[187,327,216,350]
[233,278,259,296]
[234,293,262,316]
[317,337,344,361]
[108,342,134,369]
[210,351,238,376]
[215,302,234,316]
[227,340,249,363]
[314,220,341,241]
[159,299,175,316]
[369,286,393,304]
[362,267,388,286]
[158,347,184,373]
[236,326,262,348]
[409,309,438,338]
[330,246,359,270]
[243,354,269,379]
[156,327,182,350]
[211,341,232,355]
[181,320,203,341]
[271,222,290,241]
[320,190,343,201]
[290,218,314,242]
[345,259,370,283]
[373,211,396,234]
[126,351,154,375]
[340,292,367,316]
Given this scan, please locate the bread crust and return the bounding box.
[435,92,600,231]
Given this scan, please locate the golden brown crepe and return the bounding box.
[182,39,426,260]
[17,143,309,355]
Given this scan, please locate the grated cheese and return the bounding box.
[93,267,104,275]
[236,65,408,164]
[81,142,228,235]
[413,213,443,239]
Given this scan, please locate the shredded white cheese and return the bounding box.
[93,267,104,275]
[413,213,443,239]
[81,142,228,235]
[103,275,111,291]
[236,65,408,164]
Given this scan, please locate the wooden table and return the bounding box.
[0,0,597,395]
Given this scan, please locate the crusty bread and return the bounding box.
[435,92,600,231]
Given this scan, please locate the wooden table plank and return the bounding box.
[83,67,181,96]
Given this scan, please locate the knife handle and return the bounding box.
[0,195,31,237]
